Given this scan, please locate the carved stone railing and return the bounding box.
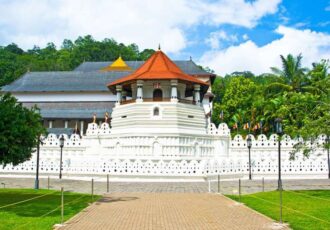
[120,98,196,105]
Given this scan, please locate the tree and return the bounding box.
[0,36,156,86]
[212,76,257,132]
[4,43,24,55]
[0,93,45,166]
[139,49,155,60]
[290,61,330,160]
[267,54,308,95]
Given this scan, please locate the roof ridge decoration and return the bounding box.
[108,50,208,88]
[100,56,132,72]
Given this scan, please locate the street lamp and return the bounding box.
[275,118,283,189]
[275,118,283,224]
[247,135,252,180]
[34,135,44,189]
[327,135,330,179]
[59,135,65,179]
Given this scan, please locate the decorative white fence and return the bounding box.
[1,123,328,178]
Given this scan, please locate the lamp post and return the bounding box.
[275,118,283,224]
[247,135,252,180]
[327,135,330,179]
[34,136,44,189]
[59,135,65,179]
[275,119,283,189]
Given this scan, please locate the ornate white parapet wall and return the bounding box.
[1,123,328,178]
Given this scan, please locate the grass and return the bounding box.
[0,188,101,230]
[227,190,330,230]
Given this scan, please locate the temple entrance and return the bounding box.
[153,89,163,101]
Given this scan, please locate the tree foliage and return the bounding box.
[0,35,155,87]
[212,54,330,146]
[0,93,45,166]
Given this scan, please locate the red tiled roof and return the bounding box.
[107,50,208,88]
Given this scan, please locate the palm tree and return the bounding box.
[306,60,330,95]
[266,54,308,95]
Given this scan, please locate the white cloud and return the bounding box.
[0,0,282,53]
[205,30,238,49]
[199,26,330,75]
[242,34,249,40]
[201,0,282,28]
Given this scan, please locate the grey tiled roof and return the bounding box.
[23,102,114,110]
[2,60,211,93]
[22,102,114,119]
[2,71,130,92]
[40,108,112,119]
[74,60,210,75]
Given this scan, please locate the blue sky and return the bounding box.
[0,0,329,75]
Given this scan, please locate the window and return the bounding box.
[153,107,160,116]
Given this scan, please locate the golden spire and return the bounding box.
[100,56,132,72]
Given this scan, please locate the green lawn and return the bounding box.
[227,190,330,230]
[0,188,101,230]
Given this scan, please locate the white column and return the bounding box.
[64,120,68,128]
[170,80,178,102]
[194,84,201,105]
[80,120,84,136]
[115,85,122,106]
[136,80,144,103]
[49,120,53,128]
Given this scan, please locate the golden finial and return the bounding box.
[93,113,96,123]
[158,44,161,51]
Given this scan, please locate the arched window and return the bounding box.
[153,107,160,116]
[153,89,163,101]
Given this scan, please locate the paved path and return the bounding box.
[60,193,287,230]
[1,176,329,194]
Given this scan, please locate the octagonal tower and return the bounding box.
[107,49,209,136]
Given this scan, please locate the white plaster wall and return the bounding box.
[111,102,207,135]
[13,92,116,102]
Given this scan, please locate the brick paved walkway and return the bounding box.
[60,193,288,230]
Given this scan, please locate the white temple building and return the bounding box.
[2,51,215,136]
[1,50,328,179]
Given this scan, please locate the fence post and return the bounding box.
[48,176,50,190]
[238,179,241,202]
[61,187,64,224]
[217,174,220,193]
[91,178,94,201]
[208,178,211,193]
[107,174,109,193]
[262,177,264,192]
